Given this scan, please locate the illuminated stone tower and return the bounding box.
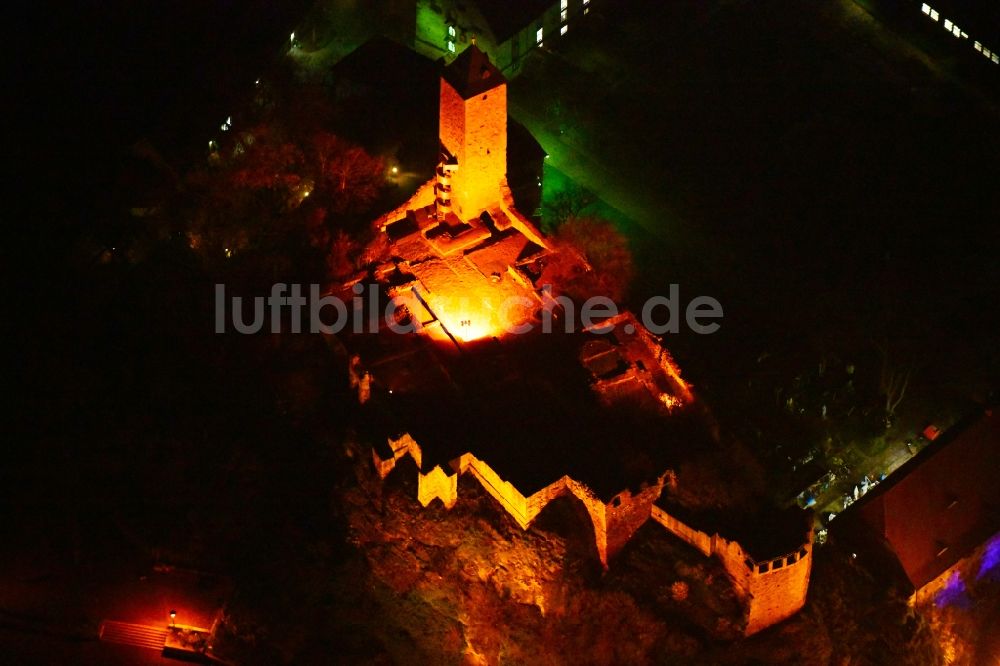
[436,45,508,220]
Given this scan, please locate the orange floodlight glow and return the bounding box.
[434,296,502,342]
[427,287,533,343]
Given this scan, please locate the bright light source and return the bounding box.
[930,9,939,20]
[448,25,456,38]
[561,25,568,36]
[536,27,543,45]
[391,166,399,174]
[561,0,568,8]
[974,41,982,52]
[561,9,568,22]
[921,3,930,15]
[943,19,952,30]
[290,32,295,42]
[447,40,456,53]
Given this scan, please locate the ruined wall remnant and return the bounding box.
[417,465,459,508]
[605,481,668,561]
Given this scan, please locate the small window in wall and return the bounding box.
[993,54,999,64]
[560,0,568,9]
[561,24,568,36]
[561,9,568,22]
[929,9,939,21]
[536,27,543,46]
[975,41,983,52]
[448,25,457,38]
[921,3,930,15]
[447,40,456,53]
[943,18,953,30]
[583,0,590,13]
[952,25,962,38]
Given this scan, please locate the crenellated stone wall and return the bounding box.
[374,178,438,232]
[374,432,811,635]
[651,505,812,635]
[743,543,812,635]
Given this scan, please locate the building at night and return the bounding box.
[414,0,595,74]
[914,0,1000,66]
[834,405,1000,604]
[333,44,814,636]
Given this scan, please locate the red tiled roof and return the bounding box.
[852,407,1000,589]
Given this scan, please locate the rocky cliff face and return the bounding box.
[342,456,746,664]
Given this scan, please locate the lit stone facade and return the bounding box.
[437,47,508,219]
[374,432,813,635]
[349,45,812,636]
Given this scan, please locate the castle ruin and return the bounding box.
[340,45,812,636]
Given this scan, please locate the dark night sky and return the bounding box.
[21,1,307,229]
[3,4,998,662]
[12,0,309,461]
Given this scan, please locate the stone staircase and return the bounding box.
[99,620,168,650]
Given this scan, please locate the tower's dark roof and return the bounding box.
[442,44,506,99]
